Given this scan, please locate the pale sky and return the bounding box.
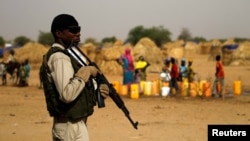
[0,0,249,42]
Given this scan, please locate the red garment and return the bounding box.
[124,48,134,70]
[171,64,179,78]
[216,61,224,78]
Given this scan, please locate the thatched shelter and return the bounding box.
[162,40,185,62]
[15,42,49,69]
[199,42,212,55]
[133,37,164,72]
[184,41,199,55]
[97,44,125,75]
[230,41,250,66]
[207,39,223,61]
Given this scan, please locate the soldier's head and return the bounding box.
[51,14,81,47]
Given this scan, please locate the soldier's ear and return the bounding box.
[55,30,62,38]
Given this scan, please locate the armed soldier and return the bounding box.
[40,14,109,141]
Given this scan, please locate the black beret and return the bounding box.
[51,14,78,33]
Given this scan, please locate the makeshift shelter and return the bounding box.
[133,37,164,72]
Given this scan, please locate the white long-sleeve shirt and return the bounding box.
[47,43,85,103]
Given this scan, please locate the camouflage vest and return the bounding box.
[39,47,96,120]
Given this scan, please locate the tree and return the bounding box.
[84,37,100,46]
[126,25,145,46]
[126,25,172,47]
[101,36,117,44]
[234,37,250,43]
[192,36,207,43]
[178,28,192,42]
[0,36,5,48]
[14,36,30,46]
[38,31,54,46]
[148,26,172,47]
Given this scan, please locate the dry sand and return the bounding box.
[0,54,250,141]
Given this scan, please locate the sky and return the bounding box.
[0,0,250,42]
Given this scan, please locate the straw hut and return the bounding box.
[96,41,127,75]
[162,40,185,62]
[184,41,199,55]
[14,42,49,69]
[199,42,212,55]
[230,41,250,66]
[208,39,223,61]
[221,38,238,65]
[133,37,164,72]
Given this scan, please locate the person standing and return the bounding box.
[169,57,179,95]
[134,56,150,82]
[18,61,27,86]
[0,62,7,85]
[6,49,16,63]
[186,59,196,83]
[24,59,30,86]
[178,58,187,81]
[212,55,225,98]
[40,14,109,141]
[117,48,135,88]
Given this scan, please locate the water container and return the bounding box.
[120,85,128,96]
[181,79,189,96]
[152,80,160,96]
[189,82,198,97]
[130,84,139,99]
[198,80,206,96]
[233,80,241,95]
[143,81,152,96]
[140,81,145,94]
[112,81,120,93]
[203,82,212,98]
[161,86,170,97]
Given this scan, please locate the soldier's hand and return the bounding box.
[75,66,100,82]
[99,84,109,98]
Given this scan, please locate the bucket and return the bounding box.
[233,80,241,95]
[143,81,152,96]
[140,81,145,94]
[119,85,128,96]
[202,82,212,98]
[112,81,120,93]
[181,79,189,96]
[161,86,170,97]
[189,82,198,97]
[198,80,206,96]
[130,84,139,99]
[152,80,160,96]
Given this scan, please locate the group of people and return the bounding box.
[117,48,150,93]
[0,49,30,86]
[160,57,196,95]
[160,55,225,98]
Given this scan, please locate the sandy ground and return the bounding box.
[0,54,250,141]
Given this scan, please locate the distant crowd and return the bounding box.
[117,48,224,98]
[0,49,30,86]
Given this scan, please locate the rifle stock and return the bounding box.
[67,46,138,130]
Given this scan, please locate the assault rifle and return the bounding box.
[67,45,138,130]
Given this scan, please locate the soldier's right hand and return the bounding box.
[75,66,100,82]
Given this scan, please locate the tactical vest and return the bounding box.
[39,47,96,120]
